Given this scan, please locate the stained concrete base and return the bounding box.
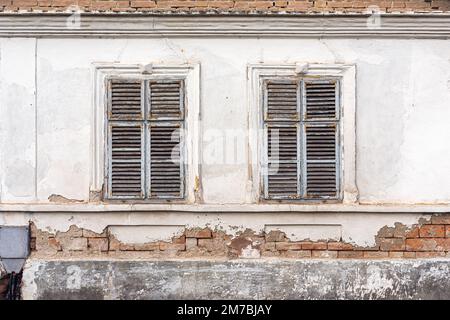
[22,259,450,300]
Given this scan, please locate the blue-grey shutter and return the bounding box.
[264,80,301,199]
[303,80,339,199]
[109,80,143,120]
[108,80,144,198]
[266,124,300,198]
[148,80,184,199]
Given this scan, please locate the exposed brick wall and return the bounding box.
[0,0,449,13]
[29,214,450,260]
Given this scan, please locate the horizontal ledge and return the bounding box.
[0,203,449,213]
[0,14,449,38]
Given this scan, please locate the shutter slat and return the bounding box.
[305,124,337,198]
[109,80,142,119]
[265,81,299,121]
[149,81,183,120]
[150,125,183,198]
[266,125,299,198]
[110,124,143,198]
[305,81,337,120]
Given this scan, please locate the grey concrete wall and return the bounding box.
[22,259,450,300]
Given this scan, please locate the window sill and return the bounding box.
[0,203,449,213]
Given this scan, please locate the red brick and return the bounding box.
[403,251,416,259]
[431,215,450,225]
[185,228,212,239]
[283,250,311,258]
[88,238,108,252]
[6,0,450,13]
[119,243,135,251]
[446,226,450,238]
[379,238,405,251]
[405,238,450,251]
[130,1,156,8]
[388,251,405,258]
[108,237,119,251]
[197,238,227,252]
[134,242,159,251]
[363,251,389,259]
[300,241,327,250]
[338,251,364,258]
[327,242,354,251]
[13,0,36,5]
[405,226,419,238]
[275,242,303,251]
[48,237,62,251]
[415,251,447,258]
[419,225,445,238]
[402,251,416,259]
[51,0,74,6]
[172,235,186,244]
[159,242,185,251]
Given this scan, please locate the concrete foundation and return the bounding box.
[22,259,450,300]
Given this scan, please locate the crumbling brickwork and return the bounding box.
[29,214,450,259]
[0,0,449,13]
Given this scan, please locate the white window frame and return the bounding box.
[91,63,201,203]
[247,63,358,204]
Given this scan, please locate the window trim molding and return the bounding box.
[91,62,201,203]
[247,63,358,204]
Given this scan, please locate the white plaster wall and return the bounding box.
[0,37,450,205]
[0,38,36,202]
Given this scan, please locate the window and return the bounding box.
[106,78,185,200]
[262,78,341,200]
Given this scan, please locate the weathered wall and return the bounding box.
[1,37,450,204]
[22,259,450,300]
[1,35,450,249]
[27,214,450,259]
[0,15,450,299]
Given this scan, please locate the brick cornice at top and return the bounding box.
[1,0,449,14]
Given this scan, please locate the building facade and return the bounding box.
[1,0,450,299]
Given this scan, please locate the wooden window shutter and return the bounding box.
[266,124,300,198]
[262,78,340,201]
[148,80,184,199]
[107,78,185,200]
[109,123,144,198]
[303,80,339,199]
[264,80,301,199]
[108,80,144,198]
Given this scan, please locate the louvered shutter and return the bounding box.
[148,80,184,199]
[109,123,144,198]
[149,80,184,120]
[109,80,143,119]
[264,80,301,199]
[108,79,144,198]
[266,124,300,198]
[266,81,300,121]
[304,80,339,199]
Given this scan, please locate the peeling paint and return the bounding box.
[48,194,83,203]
